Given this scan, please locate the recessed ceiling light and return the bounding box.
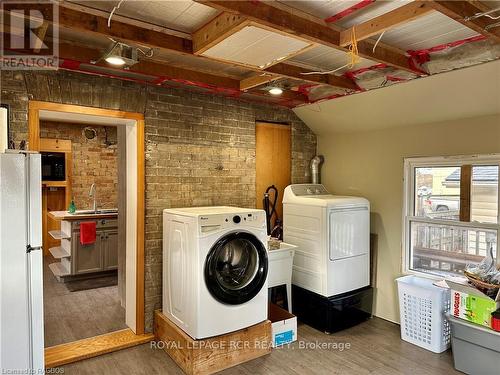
[269,87,283,95]
[105,56,126,66]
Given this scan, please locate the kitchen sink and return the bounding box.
[73,209,118,215]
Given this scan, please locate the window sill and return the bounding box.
[402,269,455,281]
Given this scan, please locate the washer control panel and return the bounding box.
[199,211,264,234]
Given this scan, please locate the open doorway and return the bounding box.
[28,101,150,367]
[40,120,125,347]
[255,122,291,230]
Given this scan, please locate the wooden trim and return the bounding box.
[28,102,40,151]
[29,101,144,121]
[460,164,472,222]
[193,12,249,55]
[65,152,72,207]
[135,119,145,335]
[45,329,154,368]
[430,1,500,43]
[28,101,146,364]
[40,138,72,153]
[339,1,434,47]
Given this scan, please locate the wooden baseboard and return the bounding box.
[45,329,154,368]
[154,310,271,375]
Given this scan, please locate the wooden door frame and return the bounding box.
[28,101,152,368]
[255,121,292,226]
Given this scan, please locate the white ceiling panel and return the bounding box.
[289,45,377,75]
[381,12,480,51]
[69,0,218,33]
[202,25,313,69]
[278,0,365,20]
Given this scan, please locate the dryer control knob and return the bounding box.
[233,215,241,224]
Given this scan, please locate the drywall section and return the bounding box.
[1,69,317,331]
[294,60,500,133]
[317,114,500,323]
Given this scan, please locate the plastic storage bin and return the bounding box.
[446,314,500,374]
[396,275,451,353]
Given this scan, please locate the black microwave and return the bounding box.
[41,152,66,181]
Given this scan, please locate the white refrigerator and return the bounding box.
[0,151,44,372]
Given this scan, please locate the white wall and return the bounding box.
[317,114,500,322]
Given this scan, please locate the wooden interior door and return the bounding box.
[255,122,291,229]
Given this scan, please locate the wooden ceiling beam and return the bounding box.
[240,74,278,91]
[195,0,416,73]
[193,12,248,54]
[429,1,500,42]
[57,5,357,91]
[56,43,241,90]
[339,1,435,47]
[4,4,356,93]
[18,3,193,54]
[265,63,359,91]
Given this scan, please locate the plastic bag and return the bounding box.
[465,246,496,278]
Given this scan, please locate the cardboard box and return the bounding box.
[268,303,297,347]
[446,279,500,328]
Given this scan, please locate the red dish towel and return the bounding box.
[80,221,97,245]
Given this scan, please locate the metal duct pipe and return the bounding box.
[310,155,324,184]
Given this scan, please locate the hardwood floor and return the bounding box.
[60,318,460,374]
[44,255,127,347]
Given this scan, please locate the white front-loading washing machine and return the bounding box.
[162,206,268,339]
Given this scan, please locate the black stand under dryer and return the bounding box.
[292,285,374,334]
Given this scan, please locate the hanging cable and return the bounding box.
[108,0,126,28]
[372,30,385,53]
[137,47,154,58]
[484,14,500,20]
[300,27,360,76]
[485,20,500,30]
[464,6,500,21]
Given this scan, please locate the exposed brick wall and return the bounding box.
[40,121,118,209]
[1,69,316,332]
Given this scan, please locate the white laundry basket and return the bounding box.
[396,275,451,353]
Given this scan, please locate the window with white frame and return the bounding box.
[403,155,500,278]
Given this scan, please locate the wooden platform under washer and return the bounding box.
[154,310,271,375]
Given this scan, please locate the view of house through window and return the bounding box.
[405,157,499,278]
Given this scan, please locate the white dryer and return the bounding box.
[283,184,370,297]
[162,206,268,339]
[283,184,373,333]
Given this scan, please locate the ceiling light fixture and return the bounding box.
[269,87,283,95]
[92,41,139,68]
[105,56,126,66]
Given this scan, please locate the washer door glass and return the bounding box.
[205,232,268,305]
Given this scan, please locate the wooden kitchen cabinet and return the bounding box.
[70,219,118,276]
[73,232,103,274]
[103,231,119,270]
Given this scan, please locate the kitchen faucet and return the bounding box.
[89,183,97,213]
